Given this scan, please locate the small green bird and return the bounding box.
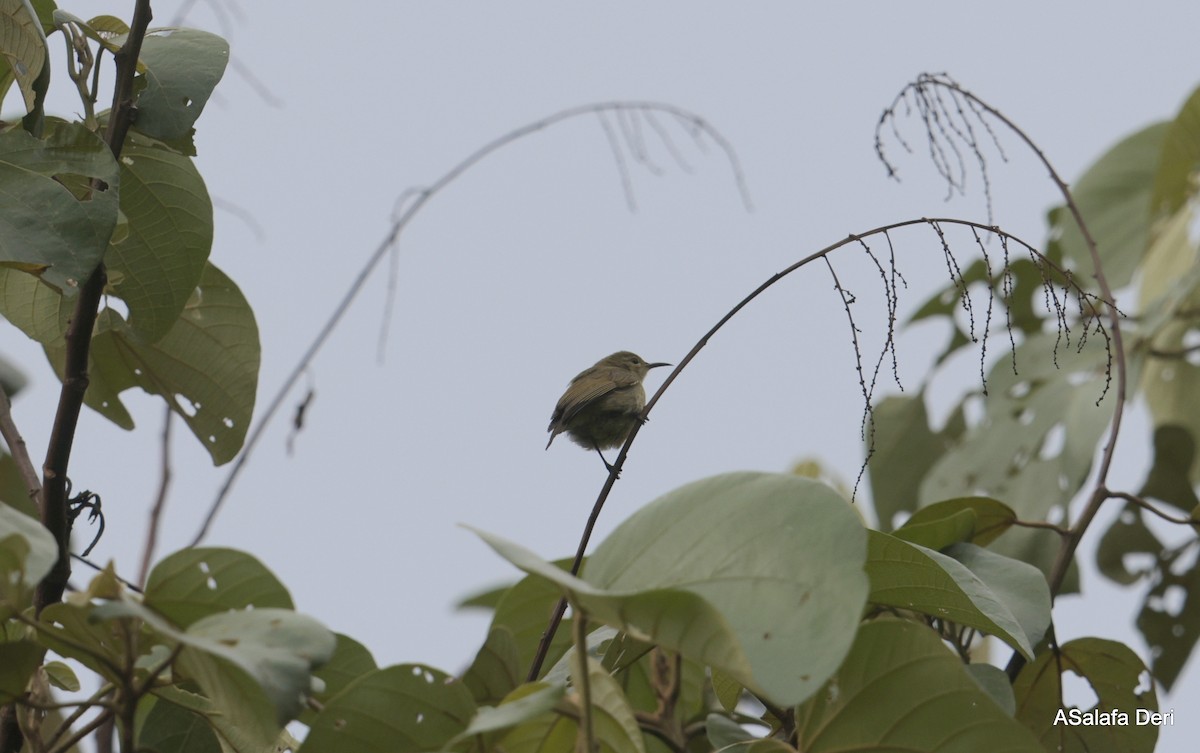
[546,351,671,472]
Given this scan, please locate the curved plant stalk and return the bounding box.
[880,74,1127,601]
[192,101,750,545]
[526,216,1108,680]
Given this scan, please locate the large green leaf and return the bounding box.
[138,697,222,753]
[795,620,1042,752]
[0,640,41,703]
[474,530,753,698]
[1138,425,1200,512]
[0,454,37,518]
[1138,206,1200,482]
[917,329,1112,590]
[451,683,565,746]
[570,654,646,753]
[490,558,576,677]
[179,608,335,724]
[310,633,376,707]
[1047,122,1167,290]
[1095,502,1164,585]
[900,496,1017,547]
[94,598,335,727]
[499,682,577,752]
[144,547,294,628]
[1137,543,1200,691]
[892,506,976,550]
[1151,84,1200,218]
[135,28,229,141]
[866,531,1049,658]
[460,626,521,706]
[160,659,285,753]
[921,331,1113,512]
[302,664,476,753]
[105,133,213,340]
[909,256,1050,366]
[477,472,869,706]
[37,600,130,684]
[0,120,119,292]
[0,499,57,606]
[46,261,260,464]
[0,267,72,345]
[0,0,47,111]
[867,392,965,530]
[1014,638,1158,753]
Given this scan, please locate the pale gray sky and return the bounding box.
[4,2,1199,750]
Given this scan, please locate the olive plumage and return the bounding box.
[546,351,670,472]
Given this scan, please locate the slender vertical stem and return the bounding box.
[0,4,155,753]
[138,406,174,586]
[572,611,596,753]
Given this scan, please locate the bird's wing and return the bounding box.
[553,367,641,425]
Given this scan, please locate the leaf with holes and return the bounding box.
[909,257,1048,365]
[867,391,965,531]
[1137,544,1200,691]
[0,0,47,111]
[303,664,476,753]
[144,547,294,628]
[1048,122,1166,290]
[1014,638,1158,753]
[300,633,377,727]
[1096,503,1164,585]
[104,132,213,341]
[179,608,336,724]
[919,331,1112,587]
[134,28,229,142]
[1138,425,1200,512]
[44,262,259,464]
[94,598,335,726]
[0,119,119,292]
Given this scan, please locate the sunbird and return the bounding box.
[546,351,670,473]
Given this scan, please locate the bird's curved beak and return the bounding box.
[647,362,671,370]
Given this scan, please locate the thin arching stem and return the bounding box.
[882,75,1128,602]
[525,217,1099,680]
[191,101,749,546]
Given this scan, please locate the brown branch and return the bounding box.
[525,217,1099,680]
[191,100,750,546]
[886,76,1128,601]
[0,385,40,505]
[137,405,173,586]
[1,4,155,753]
[1010,518,1070,536]
[1147,343,1200,359]
[1108,490,1197,527]
[888,77,1134,688]
[36,0,152,612]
